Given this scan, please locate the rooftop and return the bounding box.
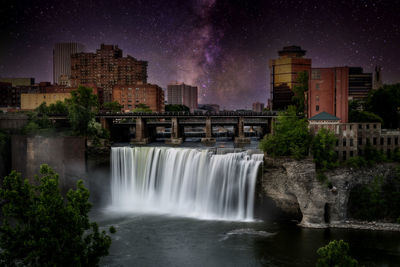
[309,111,340,121]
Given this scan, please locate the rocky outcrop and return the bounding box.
[262,157,399,228]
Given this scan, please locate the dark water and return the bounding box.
[93,210,400,267]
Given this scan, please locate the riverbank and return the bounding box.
[301,220,400,232]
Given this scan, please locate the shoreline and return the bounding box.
[300,220,400,232]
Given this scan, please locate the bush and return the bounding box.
[344,156,368,168]
[316,240,358,267]
[311,128,338,170]
[0,165,115,266]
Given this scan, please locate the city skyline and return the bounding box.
[1,0,400,109]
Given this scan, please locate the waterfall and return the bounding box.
[110,147,263,221]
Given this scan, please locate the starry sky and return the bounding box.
[1,0,400,109]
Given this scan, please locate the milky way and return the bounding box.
[1,0,400,109]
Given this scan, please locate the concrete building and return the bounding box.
[0,78,35,87]
[308,67,349,123]
[373,65,383,90]
[270,46,311,110]
[70,44,147,102]
[53,43,85,85]
[21,93,71,110]
[167,82,198,112]
[112,83,164,112]
[348,67,372,101]
[252,102,264,112]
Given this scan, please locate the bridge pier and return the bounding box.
[166,117,183,145]
[234,117,250,145]
[131,118,150,144]
[201,117,216,146]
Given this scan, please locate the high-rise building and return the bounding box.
[167,82,198,111]
[53,43,85,85]
[348,67,372,101]
[269,46,312,110]
[252,102,264,112]
[70,44,147,102]
[308,67,349,123]
[112,83,164,112]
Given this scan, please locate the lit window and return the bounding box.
[316,95,319,101]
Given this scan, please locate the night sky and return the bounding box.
[1,0,400,109]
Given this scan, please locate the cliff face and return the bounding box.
[262,157,398,227]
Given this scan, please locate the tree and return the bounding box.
[0,165,115,266]
[165,104,190,112]
[102,101,123,112]
[48,100,68,115]
[132,103,152,113]
[259,106,312,159]
[292,71,309,115]
[349,110,383,124]
[311,128,338,170]
[66,86,99,135]
[366,84,400,128]
[316,240,358,267]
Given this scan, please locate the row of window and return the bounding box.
[340,148,394,161]
[337,137,400,147]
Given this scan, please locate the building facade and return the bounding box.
[167,82,198,111]
[53,42,85,85]
[70,44,147,102]
[308,67,349,123]
[270,46,311,110]
[252,102,265,112]
[112,83,165,112]
[0,83,39,108]
[348,67,372,101]
[373,65,383,90]
[21,93,71,110]
[0,78,35,87]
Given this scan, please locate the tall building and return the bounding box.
[348,67,372,101]
[270,46,311,110]
[112,83,164,112]
[373,65,383,90]
[70,44,147,102]
[252,102,264,112]
[308,67,349,123]
[167,82,198,111]
[53,42,85,85]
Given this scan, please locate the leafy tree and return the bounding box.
[259,106,312,159]
[349,110,383,124]
[165,104,190,112]
[102,101,123,112]
[48,100,68,115]
[0,165,115,266]
[292,71,309,115]
[316,240,358,267]
[366,83,400,128]
[311,128,338,170]
[132,103,152,113]
[66,86,99,135]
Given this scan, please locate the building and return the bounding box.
[21,93,71,110]
[53,42,85,85]
[70,44,147,102]
[252,102,264,112]
[0,78,35,87]
[373,65,383,90]
[348,67,372,101]
[270,46,312,110]
[167,82,198,111]
[112,83,165,112]
[0,83,39,108]
[308,67,349,123]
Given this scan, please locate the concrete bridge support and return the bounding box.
[166,117,183,145]
[234,117,250,145]
[131,118,150,144]
[201,117,216,146]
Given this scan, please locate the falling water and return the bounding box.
[110,147,263,221]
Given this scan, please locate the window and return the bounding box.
[312,69,321,80]
[373,137,377,145]
[316,105,319,111]
[343,151,347,160]
[350,139,353,146]
[358,124,362,129]
[316,83,320,90]
[380,137,384,145]
[350,151,354,157]
[395,137,398,145]
[366,124,370,129]
[358,137,362,145]
[343,138,346,147]
[316,95,319,101]
[336,140,339,146]
[373,124,377,129]
[388,137,391,145]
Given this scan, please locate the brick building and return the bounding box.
[71,44,147,102]
[252,102,265,112]
[270,46,311,110]
[0,82,39,108]
[348,67,373,101]
[21,93,71,110]
[112,83,164,112]
[167,82,198,111]
[308,67,349,123]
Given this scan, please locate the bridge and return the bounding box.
[97,111,277,145]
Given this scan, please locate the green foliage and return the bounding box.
[48,100,68,115]
[292,71,309,115]
[259,106,312,159]
[66,86,99,135]
[132,103,152,113]
[103,101,123,112]
[316,240,358,267]
[363,143,386,163]
[165,104,190,112]
[311,128,338,170]
[366,83,400,128]
[344,156,368,168]
[0,165,115,266]
[349,110,383,124]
